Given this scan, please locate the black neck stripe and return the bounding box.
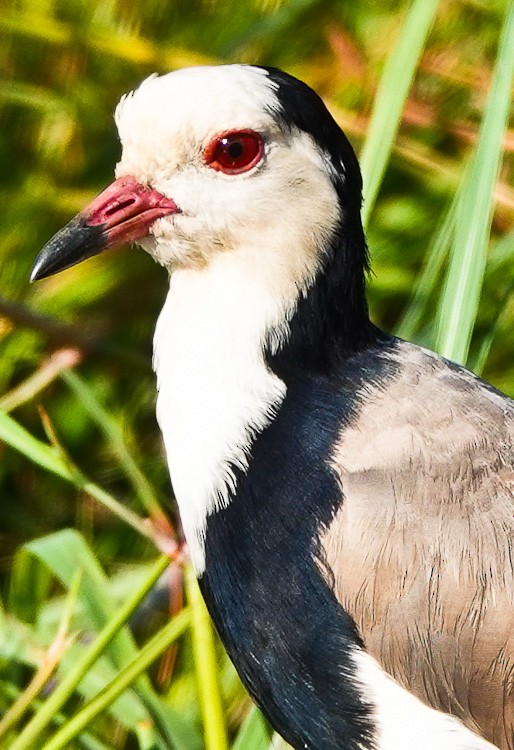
[200,336,397,750]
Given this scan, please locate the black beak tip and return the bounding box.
[30,217,108,283]
[30,253,51,283]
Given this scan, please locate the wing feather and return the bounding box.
[318,341,514,749]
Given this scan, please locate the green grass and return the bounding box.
[0,0,512,747]
[435,2,514,363]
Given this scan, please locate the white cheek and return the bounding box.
[145,166,266,264]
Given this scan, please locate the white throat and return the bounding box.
[153,249,297,573]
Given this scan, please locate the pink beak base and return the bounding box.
[84,176,179,246]
[31,176,180,281]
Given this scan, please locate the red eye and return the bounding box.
[204,130,264,174]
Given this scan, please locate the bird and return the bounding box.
[31,64,514,750]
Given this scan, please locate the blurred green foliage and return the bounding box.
[0,0,512,747]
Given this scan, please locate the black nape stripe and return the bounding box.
[257,66,374,379]
[199,67,400,749]
[200,337,400,750]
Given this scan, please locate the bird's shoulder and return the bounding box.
[328,335,514,476]
[319,336,514,587]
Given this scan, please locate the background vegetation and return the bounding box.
[0,0,513,747]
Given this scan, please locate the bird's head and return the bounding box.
[32,65,366,297]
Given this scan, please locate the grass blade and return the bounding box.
[61,369,163,520]
[9,557,169,750]
[0,680,110,750]
[0,349,80,413]
[40,609,191,750]
[395,196,457,342]
[0,409,155,540]
[185,566,229,750]
[0,408,74,481]
[10,532,199,750]
[470,285,513,376]
[360,0,441,228]
[0,571,81,741]
[435,3,514,363]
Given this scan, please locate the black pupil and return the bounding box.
[226,140,244,160]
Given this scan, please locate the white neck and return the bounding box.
[153,249,297,573]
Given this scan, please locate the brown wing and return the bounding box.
[318,341,514,750]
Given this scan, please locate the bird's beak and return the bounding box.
[31,176,180,281]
